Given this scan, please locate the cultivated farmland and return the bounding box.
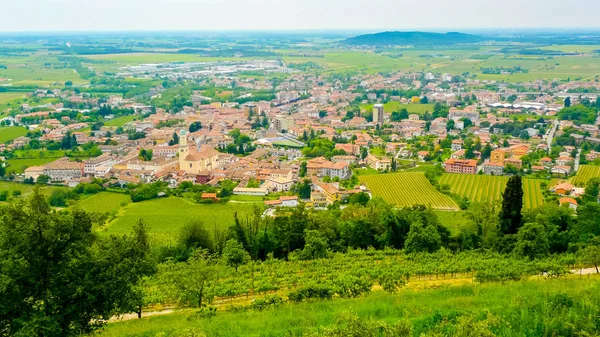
[359,172,459,210]
[570,165,600,186]
[439,174,544,209]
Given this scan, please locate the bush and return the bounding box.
[186,307,217,321]
[83,183,102,194]
[288,283,334,303]
[333,274,372,298]
[248,295,284,310]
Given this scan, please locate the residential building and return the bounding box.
[43,157,84,182]
[444,159,478,174]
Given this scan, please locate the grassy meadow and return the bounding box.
[100,276,600,337]
[74,192,132,213]
[362,102,436,114]
[0,126,28,144]
[101,197,260,244]
[5,158,57,174]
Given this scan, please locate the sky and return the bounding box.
[2,0,600,32]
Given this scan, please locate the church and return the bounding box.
[178,130,221,174]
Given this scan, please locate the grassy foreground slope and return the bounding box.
[360,172,459,210]
[101,277,600,337]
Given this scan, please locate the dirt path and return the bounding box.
[571,267,599,275]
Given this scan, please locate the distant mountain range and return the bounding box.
[345,31,488,46]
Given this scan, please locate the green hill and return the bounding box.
[345,31,486,46]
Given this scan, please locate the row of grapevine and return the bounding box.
[146,249,577,306]
[359,172,458,210]
[570,165,600,186]
[439,173,544,209]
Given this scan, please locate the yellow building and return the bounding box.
[178,130,220,174]
[490,149,505,163]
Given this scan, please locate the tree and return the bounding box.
[513,222,549,260]
[179,221,214,253]
[222,239,250,271]
[168,132,179,146]
[582,178,600,204]
[48,189,70,207]
[36,174,50,185]
[564,96,571,108]
[159,249,219,308]
[189,121,203,133]
[296,178,312,199]
[466,200,500,249]
[578,244,600,273]
[499,175,523,235]
[404,222,442,253]
[299,161,307,177]
[0,190,153,336]
[295,230,328,260]
[360,147,368,160]
[138,148,153,161]
[420,96,429,104]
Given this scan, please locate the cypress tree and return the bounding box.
[499,175,523,235]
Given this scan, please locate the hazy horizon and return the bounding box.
[2,0,600,32]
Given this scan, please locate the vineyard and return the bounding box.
[439,174,544,209]
[141,249,574,307]
[570,165,600,186]
[359,172,459,210]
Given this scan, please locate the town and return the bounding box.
[2,63,599,211]
[1,28,600,337]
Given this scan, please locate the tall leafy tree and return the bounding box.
[499,175,524,235]
[0,190,153,336]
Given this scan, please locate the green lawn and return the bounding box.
[74,192,131,213]
[0,126,28,143]
[102,197,260,244]
[5,158,57,174]
[353,167,379,176]
[105,115,138,127]
[100,277,600,337]
[0,92,26,104]
[362,102,436,115]
[433,210,472,236]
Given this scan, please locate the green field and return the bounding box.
[105,115,138,127]
[570,165,600,186]
[439,174,544,209]
[103,197,259,243]
[100,277,600,337]
[359,172,458,210]
[271,139,304,148]
[74,192,131,213]
[0,92,26,104]
[353,167,379,176]
[0,126,28,144]
[434,210,471,235]
[362,102,436,115]
[5,158,57,174]
[0,182,65,201]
